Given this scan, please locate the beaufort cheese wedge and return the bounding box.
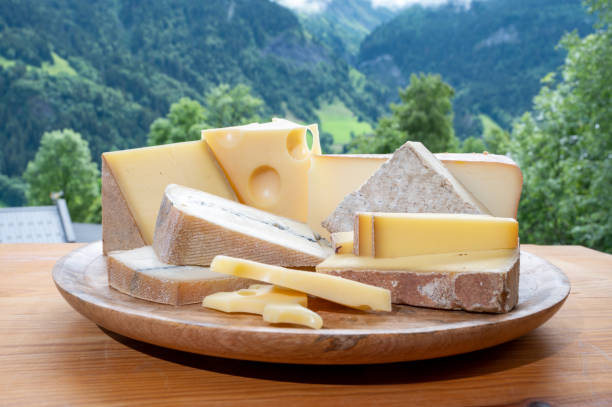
[354,213,518,257]
[153,184,332,267]
[101,140,236,253]
[203,118,321,222]
[322,141,489,234]
[211,255,392,312]
[317,248,520,313]
[107,246,249,305]
[263,303,323,329]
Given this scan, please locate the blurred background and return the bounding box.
[0,0,609,252]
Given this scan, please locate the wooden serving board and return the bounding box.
[52,242,570,365]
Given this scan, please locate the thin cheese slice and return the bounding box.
[263,303,323,329]
[316,248,520,313]
[102,140,236,253]
[354,213,518,257]
[153,184,333,267]
[322,141,489,234]
[202,118,321,222]
[308,154,389,239]
[202,284,307,314]
[330,231,354,254]
[107,246,249,305]
[211,255,392,312]
[435,153,523,218]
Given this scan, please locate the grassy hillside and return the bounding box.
[316,100,373,146]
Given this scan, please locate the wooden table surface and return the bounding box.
[1,244,611,406]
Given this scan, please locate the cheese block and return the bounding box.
[435,153,523,218]
[330,231,354,254]
[107,246,250,305]
[317,248,520,313]
[202,118,321,223]
[322,141,489,234]
[211,255,392,312]
[102,140,236,254]
[354,213,518,257]
[202,284,307,313]
[308,154,390,239]
[263,303,323,329]
[153,184,332,267]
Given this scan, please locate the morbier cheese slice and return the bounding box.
[330,231,354,254]
[153,184,333,267]
[435,153,523,218]
[202,118,321,222]
[308,154,389,239]
[102,140,236,253]
[202,284,307,313]
[211,255,392,311]
[322,141,489,234]
[263,303,323,329]
[354,213,518,257]
[107,246,250,305]
[316,248,520,313]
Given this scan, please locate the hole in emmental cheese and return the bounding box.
[286,128,309,161]
[237,289,257,296]
[248,165,281,207]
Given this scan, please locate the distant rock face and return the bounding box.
[358,54,404,90]
[263,31,329,67]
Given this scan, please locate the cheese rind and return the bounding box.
[354,213,518,257]
[316,248,520,313]
[203,119,321,222]
[153,184,332,267]
[330,231,354,254]
[211,255,392,312]
[107,246,250,305]
[102,140,236,252]
[435,153,523,218]
[322,142,489,234]
[202,284,307,314]
[263,303,323,329]
[308,154,389,239]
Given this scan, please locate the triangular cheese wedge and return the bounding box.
[153,184,333,267]
[322,141,490,233]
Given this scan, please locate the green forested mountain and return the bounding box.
[358,0,594,138]
[0,0,381,177]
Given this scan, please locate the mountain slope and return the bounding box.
[358,0,594,138]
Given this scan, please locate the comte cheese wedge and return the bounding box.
[107,246,250,305]
[153,184,332,267]
[323,141,489,234]
[101,140,236,253]
[211,255,392,312]
[354,213,518,258]
[202,118,321,223]
[317,248,520,313]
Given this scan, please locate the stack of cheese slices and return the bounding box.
[103,118,523,329]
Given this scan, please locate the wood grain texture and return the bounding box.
[1,243,611,406]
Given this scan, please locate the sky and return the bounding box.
[273,0,473,13]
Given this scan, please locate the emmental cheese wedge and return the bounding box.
[316,248,520,313]
[211,255,392,312]
[330,231,354,254]
[435,153,523,218]
[102,140,236,254]
[202,284,307,313]
[307,154,390,239]
[354,213,518,257]
[153,184,332,267]
[263,303,323,330]
[322,141,489,234]
[107,246,250,305]
[202,119,321,223]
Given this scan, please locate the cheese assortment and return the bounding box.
[100,118,526,330]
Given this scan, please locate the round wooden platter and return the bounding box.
[53,242,570,365]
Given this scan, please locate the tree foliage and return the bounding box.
[347,73,457,153]
[510,0,612,252]
[22,129,100,222]
[0,174,26,207]
[148,84,264,145]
